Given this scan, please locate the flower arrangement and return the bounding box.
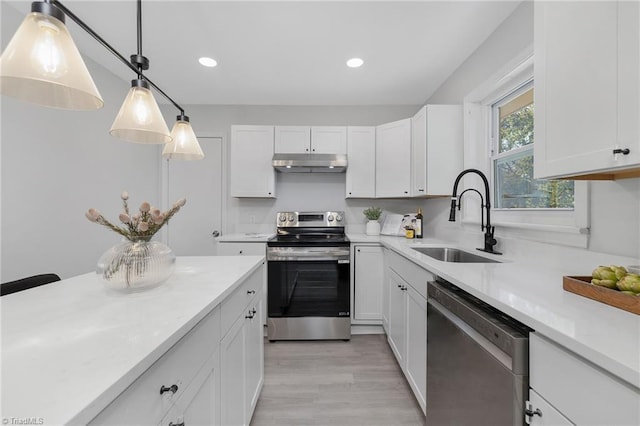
[86,191,186,241]
[363,207,383,221]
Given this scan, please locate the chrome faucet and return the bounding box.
[448,168,501,255]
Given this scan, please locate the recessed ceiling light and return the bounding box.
[198,57,218,68]
[346,58,364,68]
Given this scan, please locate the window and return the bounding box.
[491,81,574,209]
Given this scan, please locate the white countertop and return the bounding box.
[348,234,640,390]
[216,233,274,242]
[0,256,265,425]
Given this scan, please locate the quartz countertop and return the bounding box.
[348,234,640,389]
[0,256,265,425]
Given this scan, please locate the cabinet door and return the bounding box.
[387,270,407,365]
[376,119,411,197]
[220,315,247,426]
[346,126,376,198]
[274,126,310,153]
[230,126,275,198]
[354,245,384,320]
[425,105,463,195]
[411,106,427,197]
[311,126,347,154]
[160,353,220,426]
[405,285,427,414]
[534,1,640,178]
[527,389,573,426]
[244,295,264,420]
[217,242,266,256]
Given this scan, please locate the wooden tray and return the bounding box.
[563,276,640,315]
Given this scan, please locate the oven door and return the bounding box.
[267,246,350,318]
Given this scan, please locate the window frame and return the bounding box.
[461,49,590,248]
[489,80,575,212]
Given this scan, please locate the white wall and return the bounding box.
[175,104,423,235]
[423,1,640,260]
[1,4,161,281]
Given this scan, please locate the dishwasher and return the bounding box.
[426,279,532,426]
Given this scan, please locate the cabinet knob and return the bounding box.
[247,289,256,295]
[160,384,179,395]
[613,148,630,155]
[239,250,243,254]
[418,188,424,192]
[404,191,408,194]
[397,284,402,288]
[268,192,272,195]
[524,407,542,418]
[169,422,185,426]
[245,312,255,319]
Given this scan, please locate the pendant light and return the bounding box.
[109,0,170,144]
[2,0,203,159]
[0,1,103,110]
[163,114,205,160]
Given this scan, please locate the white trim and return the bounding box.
[461,218,588,235]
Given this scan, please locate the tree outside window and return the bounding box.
[492,83,574,209]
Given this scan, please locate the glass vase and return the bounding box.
[97,236,175,292]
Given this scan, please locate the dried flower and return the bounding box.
[86,208,101,222]
[86,192,186,242]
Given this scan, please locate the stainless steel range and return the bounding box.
[267,211,350,341]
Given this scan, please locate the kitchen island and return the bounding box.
[1,256,265,425]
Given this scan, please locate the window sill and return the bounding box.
[461,218,589,248]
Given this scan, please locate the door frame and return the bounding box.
[159,131,229,245]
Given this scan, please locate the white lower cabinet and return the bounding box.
[217,242,266,256]
[160,353,220,426]
[526,389,572,426]
[529,333,640,426]
[221,288,264,426]
[384,251,429,414]
[353,245,384,322]
[405,284,427,412]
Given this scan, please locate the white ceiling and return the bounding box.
[4,0,521,106]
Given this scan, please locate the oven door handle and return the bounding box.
[268,255,350,262]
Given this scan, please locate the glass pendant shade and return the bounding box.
[163,117,205,160]
[0,11,103,110]
[110,80,171,144]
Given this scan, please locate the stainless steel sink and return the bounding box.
[412,247,500,263]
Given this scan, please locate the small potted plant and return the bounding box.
[363,207,383,236]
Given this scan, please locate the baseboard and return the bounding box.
[351,324,385,335]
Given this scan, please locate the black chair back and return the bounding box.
[1,273,61,296]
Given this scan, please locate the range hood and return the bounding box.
[272,153,347,173]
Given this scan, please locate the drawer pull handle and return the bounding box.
[613,148,630,155]
[247,290,256,295]
[169,422,185,426]
[524,407,542,418]
[160,384,178,395]
[245,311,255,319]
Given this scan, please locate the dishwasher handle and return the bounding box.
[428,299,513,372]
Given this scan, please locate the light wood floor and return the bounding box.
[250,334,426,426]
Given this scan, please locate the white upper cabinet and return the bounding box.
[274,126,310,153]
[230,125,276,198]
[376,118,412,197]
[411,105,463,196]
[534,1,640,179]
[346,126,376,198]
[274,126,347,154]
[311,126,347,154]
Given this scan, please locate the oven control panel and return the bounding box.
[277,211,345,227]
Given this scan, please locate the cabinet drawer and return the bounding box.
[530,333,640,425]
[90,307,221,425]
[221,267,262,336]
[386,250,432,299]
[217,242,266,256]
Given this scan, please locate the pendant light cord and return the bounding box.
[51,0,185,115]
